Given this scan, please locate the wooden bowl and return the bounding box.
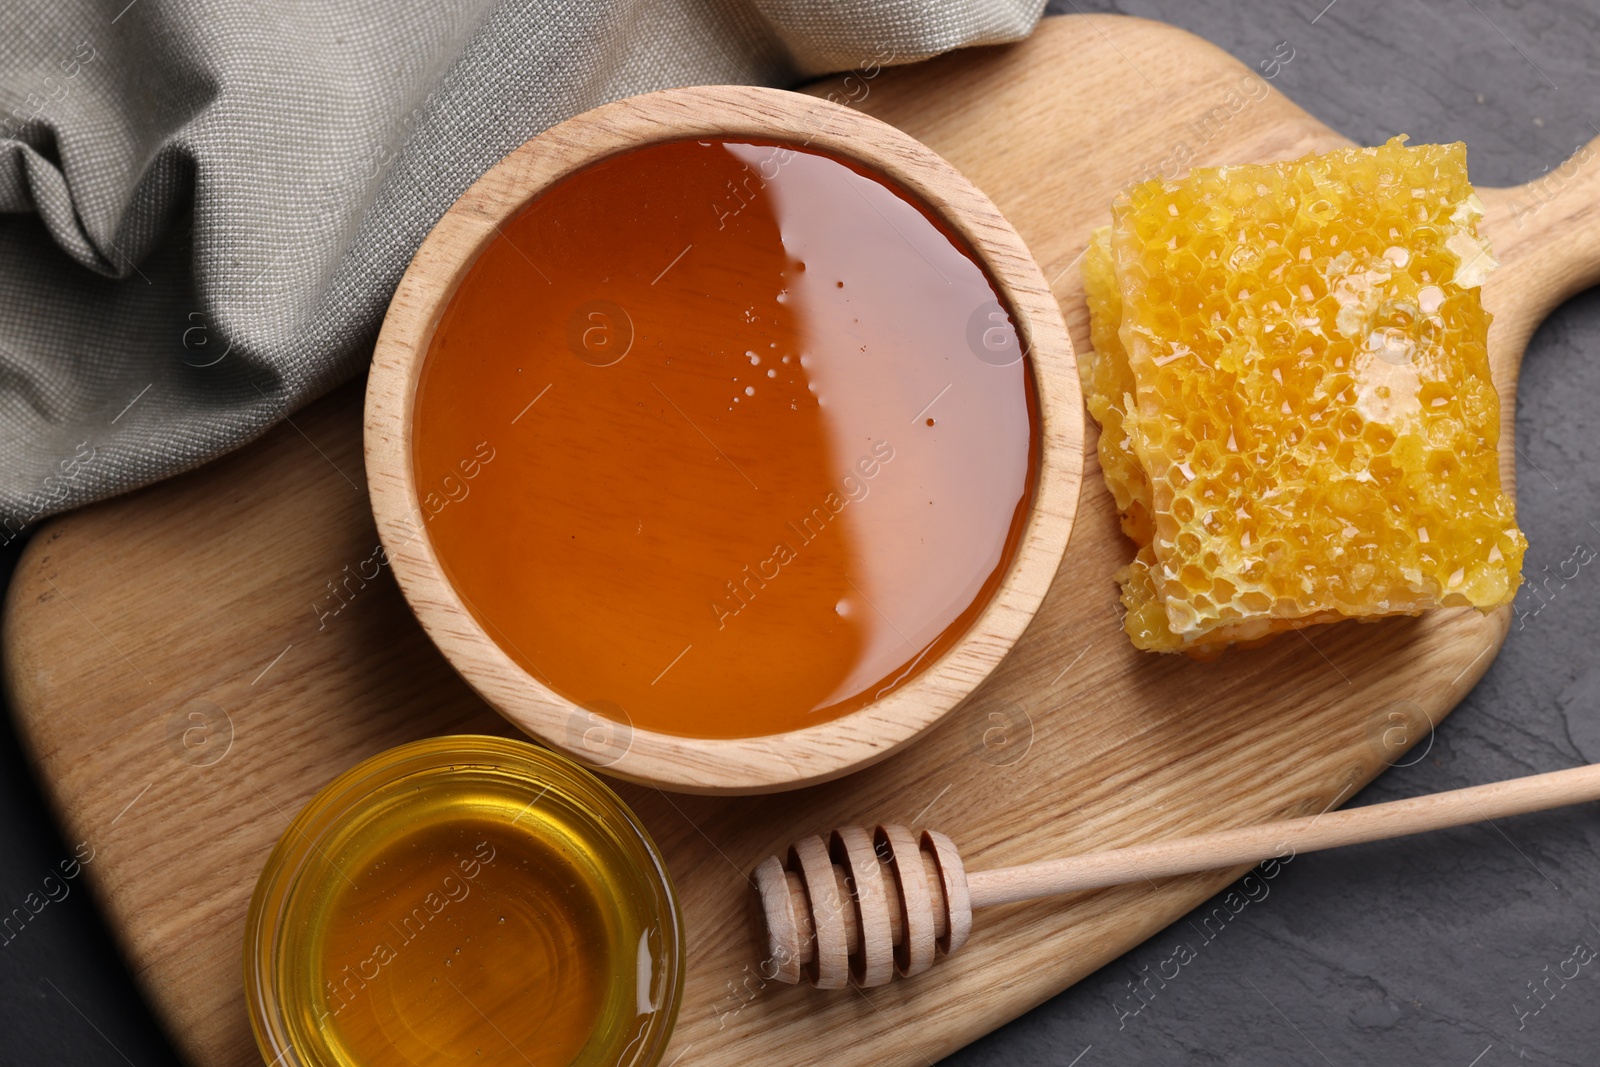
[364,85,1082,794]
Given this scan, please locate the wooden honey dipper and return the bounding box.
[752,762,1600,988]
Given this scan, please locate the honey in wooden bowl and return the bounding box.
[365,86,1081,793]
[244,736,682,1067]
[412,138,1037,739]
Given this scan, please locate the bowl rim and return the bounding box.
[242,733,685,1067]
[363,84,1082,794]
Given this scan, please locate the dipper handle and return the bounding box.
[754,762,1600,987]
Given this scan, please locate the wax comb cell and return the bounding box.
[1080,137,1525,654]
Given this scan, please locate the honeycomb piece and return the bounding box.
[1081,137,1526,654]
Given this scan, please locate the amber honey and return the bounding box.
[245,737,682,1067]
[412,137,1039,738]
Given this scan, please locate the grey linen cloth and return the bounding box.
[0,0,1043,532]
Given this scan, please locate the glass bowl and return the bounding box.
[244,735,683,1067]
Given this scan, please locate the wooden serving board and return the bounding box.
[6,15,1600,1067]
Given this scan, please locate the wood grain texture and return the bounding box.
[363,85,1083,794]
[5,15,1600,1067]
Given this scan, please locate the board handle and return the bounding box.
[1490,135,1600,317]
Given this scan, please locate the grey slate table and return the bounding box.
[3,1,1599,1064]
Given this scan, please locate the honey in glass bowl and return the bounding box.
[244,736,682,1067]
